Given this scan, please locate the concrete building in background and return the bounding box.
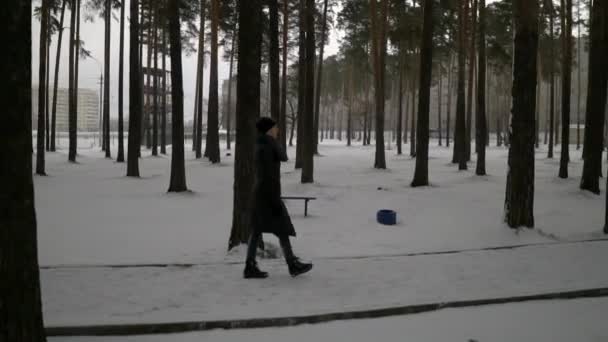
[32,86,99,132]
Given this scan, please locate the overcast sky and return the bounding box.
[32,1,342,123]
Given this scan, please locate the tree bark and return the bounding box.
[280,0,289,150]
[465,0,477,161]
[36,0,49,175]
[196,0,205,158]
[370,0,388,169]
[548,5,555,158]
[559,0,573,178]
[68,0,77,162]
[161,24,167,155]
[117,0,126,162]
[226,23,237,151]
[269,0,280,125]
[295,0,306,169]
[127,0,142,177]
[50,0,67,152]
[476,0,487,176]
[1,1,47,338]
[411,0,434,187]
[505,0,538,229]
[206,0,221,163]
[168,0,188,192]
[581,0,608,194]
[313,0,329,155]
[301,0,315,183]
[454,0,467,169]
[229,0,263,249]
[103,0,112,158]
[152,0,159,156]
[438,63,443,146]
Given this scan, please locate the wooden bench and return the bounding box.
[281,196,317,217]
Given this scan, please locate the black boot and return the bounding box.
[244,262,269,279]
[279,236,313,277]
[287,258,313,277]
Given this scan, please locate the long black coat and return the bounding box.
[250,134,296,237]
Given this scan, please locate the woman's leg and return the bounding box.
[246,230,262,264]
[278,235,296,264]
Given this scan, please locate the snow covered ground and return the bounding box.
[36,139,608,337]
[36,139,604,267]
[49,297,608,342]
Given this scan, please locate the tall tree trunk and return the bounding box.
[195,0,205,158]
[475,0,487,176]
[207,0,221,163]
[229,0,263,250]
[347,63,353,147]
[152,0,159,156]
[438,63,443,146]
[301,0,315,183]
[50,0,67,152]
[410,72,417,157]
[117,0,126,162]
[397,45,404,155]
[1,1,47,338]
[454,0,467,169]
[314,0,329,155]
[168,0,188,192]
[104,0,112,158]
[505,0,538,229]
[411,0,434,187]
[576,0,582,150]
[68,0,77,162]
[370,0,388,169]
[138,1,145,157]
[548,5,555,158]
[295,0,305,169]
[559,0,573,178]
[145,1,153,149]
[36,0,49,175]
[581,0,608,194]
[127,0,142,177]
[269,0,280,125]
[161,26,167,155]
[447,53,453,147]
[192,47,201,152]
[74,0,81,147]
[465,0,477,161]
[45,21,51,152]
[280,0,289,150]
[226,24,237,151]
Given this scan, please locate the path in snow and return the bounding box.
[48,297,608,342]
[42,240,608,327]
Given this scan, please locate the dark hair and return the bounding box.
[256,117,277,134]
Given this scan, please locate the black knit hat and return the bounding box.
[256,117,277,134]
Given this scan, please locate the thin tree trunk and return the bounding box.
[152,0,159,156]
[1,1,47,337]
[168,0,188,192]
[580,0,608,194]
[370,0,387,169]
[438,63,443,146]
[295,0,306,169]
[196,0,205,158]
[36,0,49,175]
[454,0,467,169]
[103,0,112,158]
[280,0,288,150]
[127,0,142,177]
[505,0,538,228]
[466,0,477,161]
[161,25,167,155]
[475,0,487,176]
[145,2,153,149]
[576,0,582,150]
[397,44,404,155]
[207,0,221,163]
[50,0,67,152]
[45,21,51,152]
[192,49,201,152]
[411,0,434,187]
[301,0,315,183]
[446,53,453,147]
[548,5,555,158]
[117,0,126,162]
[269,0,280,125]
[226,24,236,150]
[313,0,329,155]
[229,0,263,249]
[559,0,573,178]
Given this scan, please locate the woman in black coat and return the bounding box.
[244,117,313,279]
